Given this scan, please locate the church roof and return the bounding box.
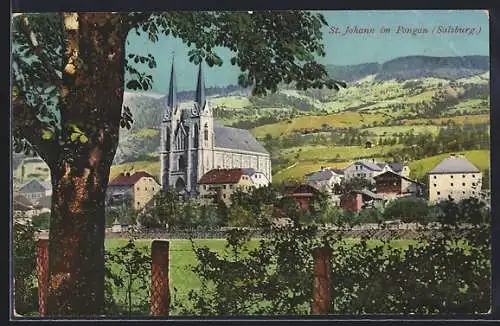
[214,123,269,154]
[428,155,480,174]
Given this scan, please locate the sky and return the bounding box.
[125,10,489,93]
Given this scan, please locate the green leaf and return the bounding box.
[79,134,89,143]
[41,129,54,140]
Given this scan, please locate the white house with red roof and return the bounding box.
[106,171,161,210]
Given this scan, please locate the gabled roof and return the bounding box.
[376,163,387,169]
[388,162,404,172]
[373,170,424,185]
[109,171,157,186]
[214,123,269,154]
[307,168,344,182]
[344,188,384,200]
[349,161,383,171]
[428,156,480,174]
[19,179,51,193]
[241,168,257,176]
[198,168,246,185]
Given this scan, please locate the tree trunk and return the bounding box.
[45,13,128,316]
[46,157,111,316]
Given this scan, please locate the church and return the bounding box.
[159,60,272,196]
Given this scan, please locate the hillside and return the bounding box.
[326,55,489,82]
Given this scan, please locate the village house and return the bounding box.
[198,168,255,206]
[307,167,344,193]
[306,167,344,206]
[373,170,425,199]
[106,171,161,210]
[13,194,50,218]
[340,188,384,213]
[282,184,321,211]
[18,179,52,203]
[243,168,270,188]
[343,159,410,182]
[427,155,482,203]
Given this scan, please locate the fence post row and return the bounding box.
[150,240,170,316]
[311,246,333,315]
[36,238,49,317]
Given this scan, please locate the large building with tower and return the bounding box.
[159,60,272,196]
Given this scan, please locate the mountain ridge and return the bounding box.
[326,55,489,82]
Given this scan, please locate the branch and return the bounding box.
[12,95,59,166]
[17,15,64,89]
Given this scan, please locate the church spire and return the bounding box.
[167,55,177,109]
[195,61,206,109]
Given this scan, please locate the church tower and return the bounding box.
[160,58,177,191]
[193,62,215,182]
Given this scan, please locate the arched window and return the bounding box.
[194,124,199,148]
[204,123,209,141]
[166,128,170,151]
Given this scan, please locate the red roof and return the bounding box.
[198,169,245,185]
[109,171,156,186]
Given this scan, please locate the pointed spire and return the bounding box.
[195,61,206,109]
[167,54,177,109]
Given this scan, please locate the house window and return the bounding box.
[472,191,476,195]
[450,183,453,187]
[433,176,436,179]
[137,202,140,206]
[462,175,466,178]
[463,191,466,194]
[462,183,465,186]
[472,175,476,178]
[433,184,437,187]
[450,175,454,179]
[472,183,476,187]
[145,187,147,191]
[224,185,227,189]
[223,194,226,198]
[137,187,140,191]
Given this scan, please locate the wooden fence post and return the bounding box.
[150,240,169,316]
[311,246,333,315]
[36,238,49,317]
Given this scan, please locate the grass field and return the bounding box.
[211,96,252,109]
[362,125,442,136]
[280,145,403,162]
[409,150,490,180]
[251,112,387,138]
[109,161,160,181]
[402,114,490,126]
[272,161,350,183]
